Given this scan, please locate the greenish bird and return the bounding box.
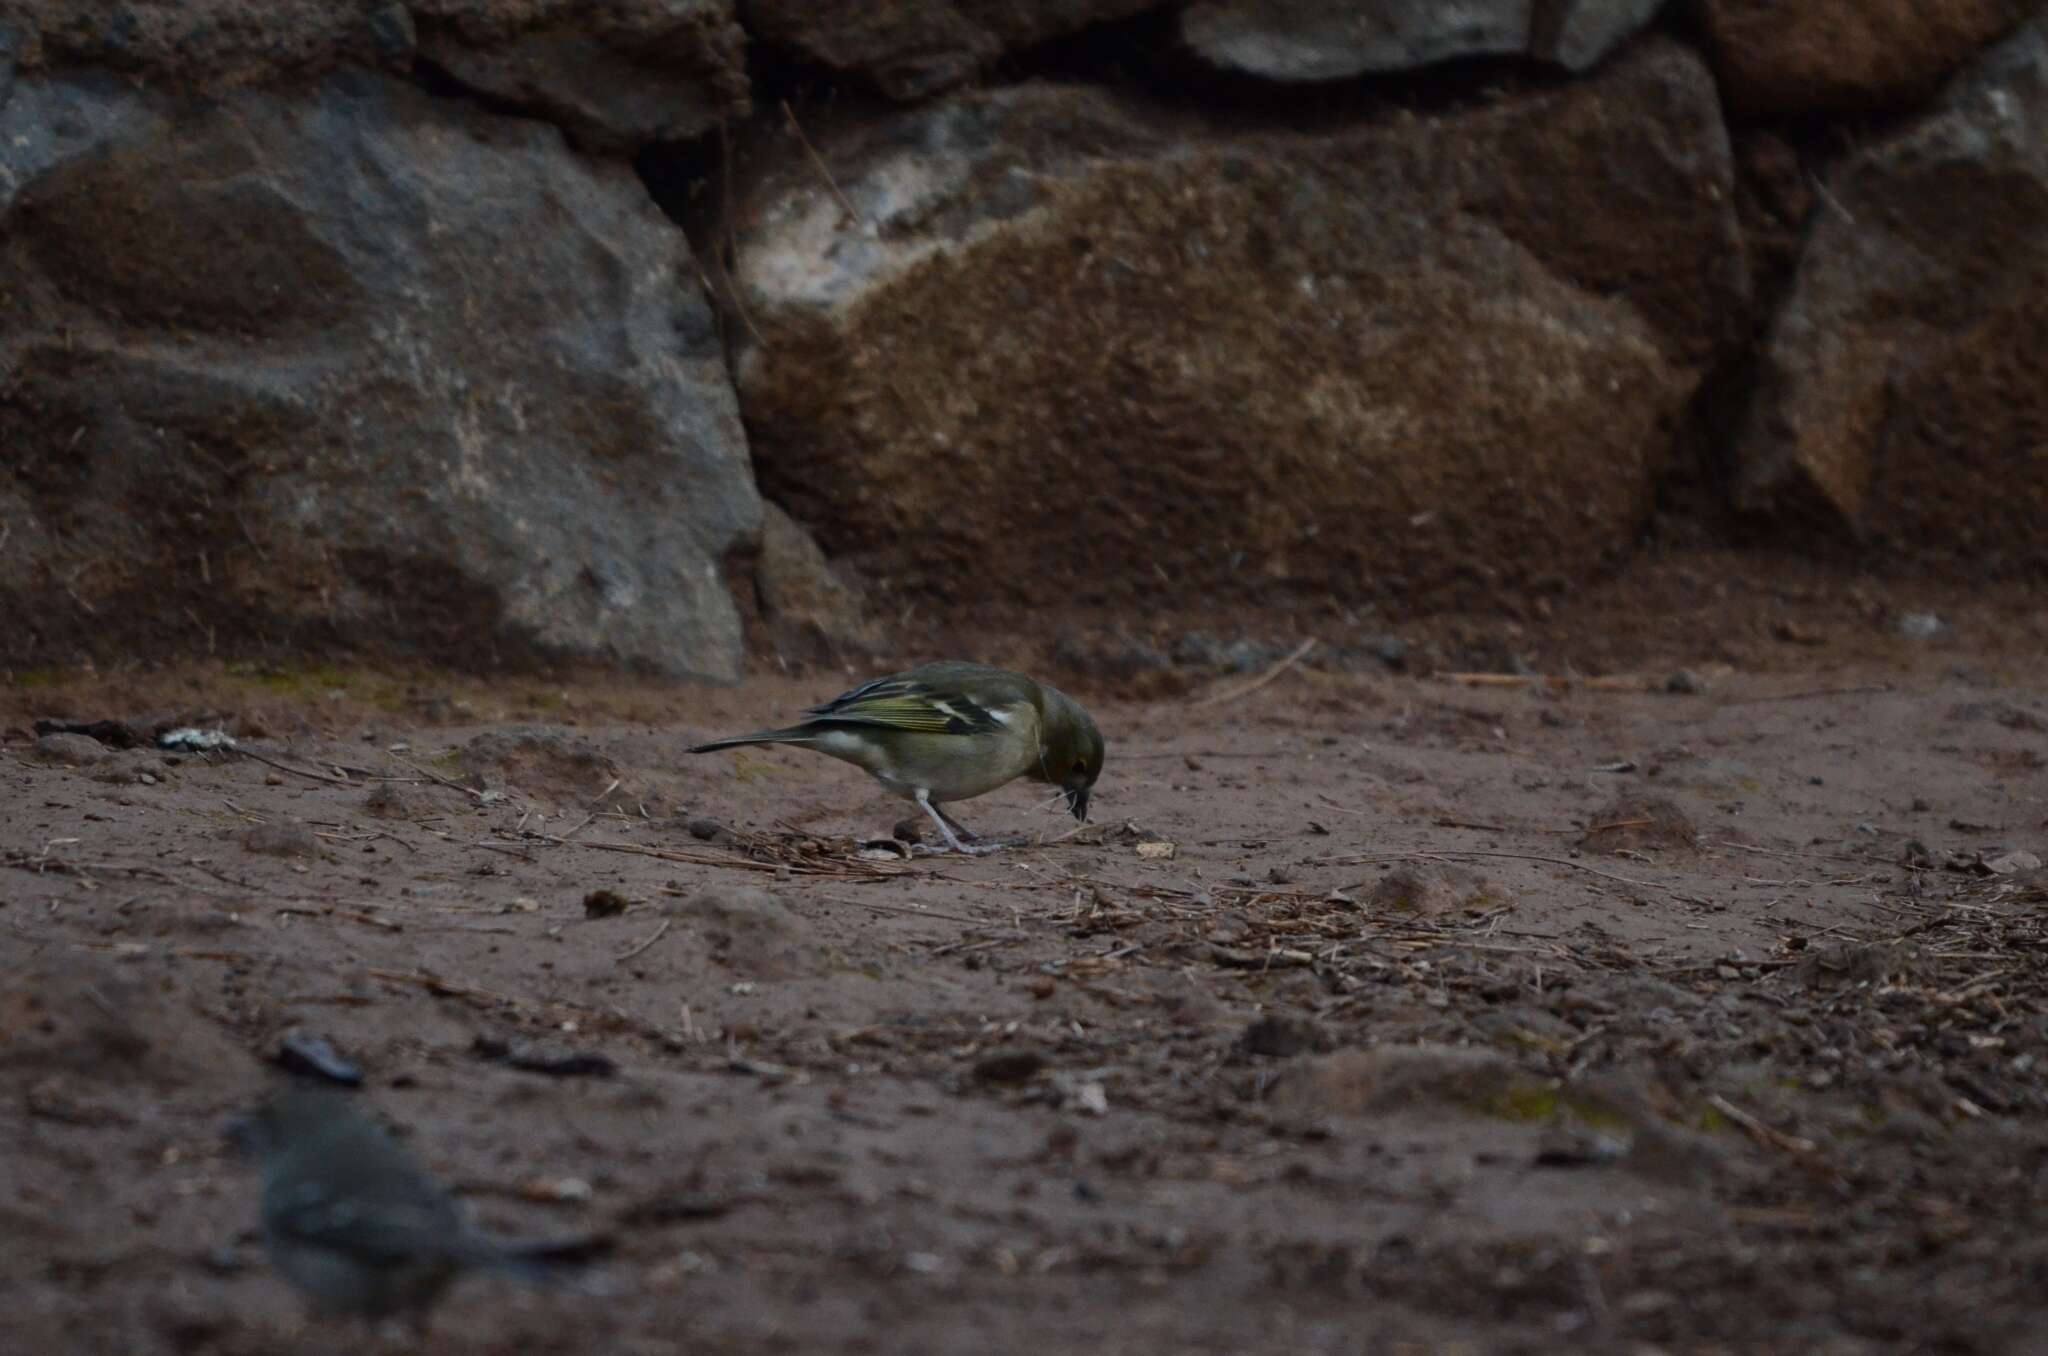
[688,661,1105,854]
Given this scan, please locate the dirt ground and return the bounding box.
[4,558,2048,1355]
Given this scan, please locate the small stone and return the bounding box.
[582,888,630,918]
[892,817,926,845]
[686,817,722,841]
[1895,612,1948,639]
[1664,669,1708,694]
[34,732,111,766]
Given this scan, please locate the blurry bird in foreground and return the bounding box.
[688,661,1105,854]
[226,1087,598,1329]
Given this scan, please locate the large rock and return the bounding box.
[0,73,759,677]
[739,0,1169,102]
[0,2,748,137]
[417,2,750,152]
[753,502,883,659]
[1695,0,2036,115]
[1732,23,2048,573]
[1179,0,1668,80]
[0,1,402,85]
[722,42,1743,629]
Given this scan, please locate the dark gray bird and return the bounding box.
[226,1087,589,1326]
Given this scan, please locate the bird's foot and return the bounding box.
[910,837,1007,857]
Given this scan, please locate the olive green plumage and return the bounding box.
[689,661,1105,854]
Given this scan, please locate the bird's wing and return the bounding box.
[803,671,1010,735]
[269,1179,464,1264]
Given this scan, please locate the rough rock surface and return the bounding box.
[739,0,1168,101]
[1696,0,2036,115]
[724,42,1744,626]
[0,73,758,677]
[0,1,749,110]
[753,502,883,659]
[1732,22,2048,572]
[418,1,750,151]
[1179,0,1669,80]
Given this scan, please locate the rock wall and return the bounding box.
[0,1,2041,673]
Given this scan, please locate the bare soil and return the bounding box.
[4,571,2048,1355]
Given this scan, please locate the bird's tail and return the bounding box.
[687,727,815,754]
[461,1234,612,1285]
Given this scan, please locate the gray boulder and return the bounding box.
[1179,0,1670,81]
[0,73,758,677]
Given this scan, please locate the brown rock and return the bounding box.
[740,0,1167,102]
[753,501,882,658]
[418,2,749,151]
[1732,23,2048,571]
[725,45,1741,632]
[1696,0,2034,115]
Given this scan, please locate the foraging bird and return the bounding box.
[226,1087,587,1326]
[688,661,1105,855]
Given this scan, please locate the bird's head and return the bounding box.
[1040,688,1105,821]
[223,1086,357,1161]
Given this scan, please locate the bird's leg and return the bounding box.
[938,804,1033,849]
[915,791,1004,856]
[934,805,980,843]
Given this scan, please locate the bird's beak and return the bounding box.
[1066,788,1090,821]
